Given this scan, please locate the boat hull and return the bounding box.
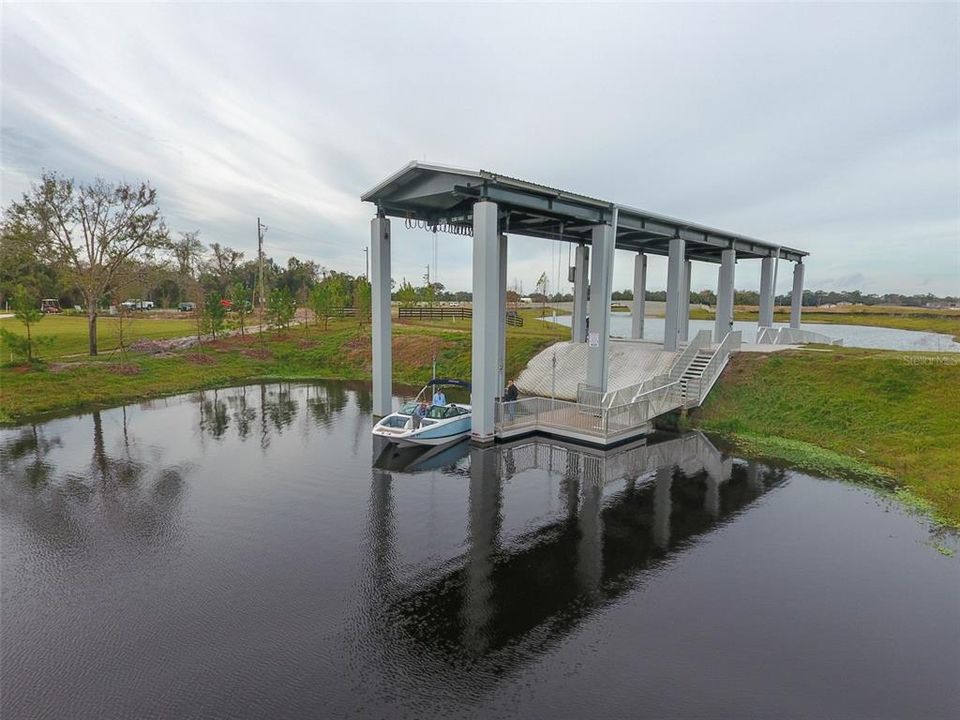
[372,407,472,447]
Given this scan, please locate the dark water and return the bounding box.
[2,383,958,720]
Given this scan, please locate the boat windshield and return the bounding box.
[426,405,468,420]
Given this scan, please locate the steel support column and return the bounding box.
[759,256,775,328]
[631,252,646,339]
[371,216,392,417]
[572,244,589,343]
[664,236,686,351]
[471,201,500,443]
[715,248,736,342]
[679,259,692,342]
[790,261,805,329]
[498,234,507,395]
[587,212,616,390]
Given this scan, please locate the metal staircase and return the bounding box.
[680,349,713,405]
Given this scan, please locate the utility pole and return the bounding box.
[257,217,267,309]
[363,246,369,280]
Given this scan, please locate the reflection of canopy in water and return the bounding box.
[367,432,785,676]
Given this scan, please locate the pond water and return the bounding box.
[549,314,960,352]
[2,382,958,719]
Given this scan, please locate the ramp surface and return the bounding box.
[515,340,677,400]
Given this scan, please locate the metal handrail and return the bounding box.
[686,330,741,406]
[668,329,712,381]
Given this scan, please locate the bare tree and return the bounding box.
[11,172,169,356]
[208,242,244,291]
[172,230,205,279]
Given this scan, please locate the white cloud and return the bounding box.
[2,2,958,295]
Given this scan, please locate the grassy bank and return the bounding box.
[692,347,960,526]
[689,305,960,341]
[0,313,199,358]
[0,313,568,424]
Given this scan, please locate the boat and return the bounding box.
[372,378,472,446]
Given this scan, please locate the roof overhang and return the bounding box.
[362,162,808,263]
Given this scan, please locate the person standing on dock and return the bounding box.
[505,379,519,420]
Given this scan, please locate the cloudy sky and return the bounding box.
[2,2,958,296]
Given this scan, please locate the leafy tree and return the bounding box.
[395,278,417,307]
[0,213,61,307]
[267,287,296,330]
[0,285,52,363]
[9,172,168,356]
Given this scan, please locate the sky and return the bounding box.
[2,2,958,297]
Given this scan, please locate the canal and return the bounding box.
[2,382,957,719]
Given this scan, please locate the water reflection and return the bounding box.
[0,408,190,551]
[368,433,786,674]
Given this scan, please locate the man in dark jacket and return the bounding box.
[504,380,519,420]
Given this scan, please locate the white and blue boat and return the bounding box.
[372,379,472,446]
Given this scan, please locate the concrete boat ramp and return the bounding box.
[499,330,742,446]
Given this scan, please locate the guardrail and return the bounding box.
[756,326,842,346]
[668,329,712,381]
[576,382,604,407]
[496,378,686,443]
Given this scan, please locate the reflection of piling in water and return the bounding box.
[379,431,787,674]
[576,455,604,594]
[463,447,502,656]
[653,466,672,550]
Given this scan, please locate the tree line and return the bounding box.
[1,172,372,356]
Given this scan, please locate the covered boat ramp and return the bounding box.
[362,163,811,445]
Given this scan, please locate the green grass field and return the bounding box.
[0,314,199,359]
[693,347,960,526]
[688,305,960,341]
[0,312,568,424]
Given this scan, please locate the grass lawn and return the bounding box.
[0,313,199,359]
[692,347,960,526]
[689,305,960,341]
[0,313,568,424]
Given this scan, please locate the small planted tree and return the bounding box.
[310,283,332,330]
[229,282,250,337]
[355,277,372,327]
[0,285,52,364]
[267,287,295,331]
[203,293,227,340]
[396,278,417,308]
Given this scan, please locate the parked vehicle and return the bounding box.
[119,299,154,311]
[40,299,62,314]
[220,299,233,309]
[178,302,196,312]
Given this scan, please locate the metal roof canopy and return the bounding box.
[362,162,807,264]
